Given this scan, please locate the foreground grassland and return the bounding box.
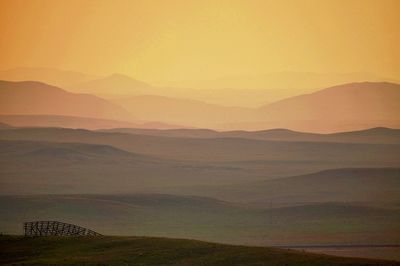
[0,236,399,266]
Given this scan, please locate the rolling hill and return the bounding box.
[0,127,399,195]
[248,82,400,133]
[1,194,400,248]
[2,235,398,266]
[0,139,263,194]
[113,95,259,128]
[1,127,399,165]
[102,127,400,145]
[0,80,134,121]
[0,114,182,130]
[164,72,395,106]
[165,168,400,206]
[260,82,400,121]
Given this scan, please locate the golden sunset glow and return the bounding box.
[1,0,400,131]
[0,0,399,88]
[1,1,400,261]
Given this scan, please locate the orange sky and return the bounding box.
[0,0,399,84]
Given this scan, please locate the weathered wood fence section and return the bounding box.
[23,221,101,236]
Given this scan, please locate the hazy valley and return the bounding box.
[0,68,400,263]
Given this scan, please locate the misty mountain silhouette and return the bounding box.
[113,95,259,128]
[216,82,400,132]
[0,80,134,121]
[1,79,400,133]
[72,73,154,95]
[0,67,97,88]
[259,82,400,126]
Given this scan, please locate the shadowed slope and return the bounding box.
[0,139,271,194]
[172,168,400,206]
[1,235,398,266]
[1,194,400,248]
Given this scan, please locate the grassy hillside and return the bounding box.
[1,136,400,194]
[2,127,400,163]
[1,235,399,266]
[1,194,399,246]
[162,168,400,206]
[0,140,264,194]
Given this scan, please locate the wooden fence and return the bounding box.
[23,221,101,237]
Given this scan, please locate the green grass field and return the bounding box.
[1,235,399,266]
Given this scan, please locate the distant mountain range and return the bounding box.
[1,67,398,107]
[0,73,400,132]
